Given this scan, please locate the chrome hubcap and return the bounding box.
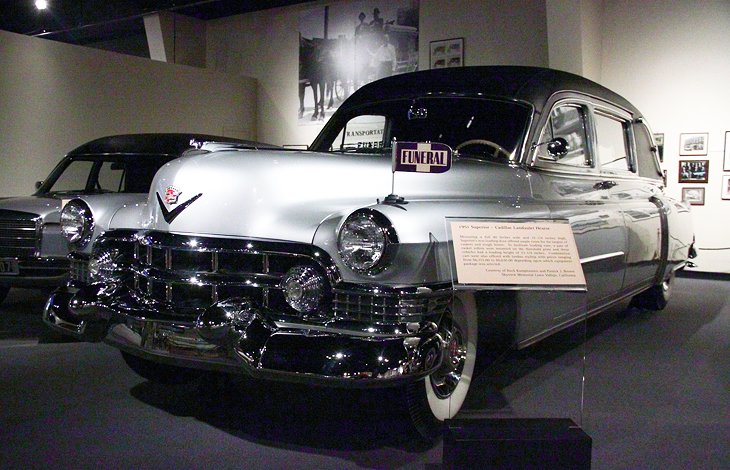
[430,322,467,399]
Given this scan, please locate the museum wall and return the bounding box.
[0,29,257,197]
[205,0,549,148]
[599,0,730,274]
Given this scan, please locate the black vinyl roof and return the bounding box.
[346,66,641,118]
[66,133,267,157]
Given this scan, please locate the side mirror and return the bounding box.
[547,137,570,158]
[35,181,43,190]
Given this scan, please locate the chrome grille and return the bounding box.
[332,287,451,324]
[132,232,329,320]
[0,217,39,258]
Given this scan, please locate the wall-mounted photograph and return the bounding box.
[298,1,419,124]
[681,187,705,205]
[722,174,730,200]
[679,132,708,156]
[724,131,730,171]
[678,159,709,183]
[653,133,664,162]
[429,37,463,69]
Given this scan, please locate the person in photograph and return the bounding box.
[373,33,397,79]
[370,8,384,34]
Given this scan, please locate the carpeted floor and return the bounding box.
[0,275,728,469]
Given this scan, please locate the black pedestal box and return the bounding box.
[443,418,592,469]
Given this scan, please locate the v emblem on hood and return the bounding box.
[156,192,203,224]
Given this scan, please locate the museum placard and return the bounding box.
[448,219,586,290]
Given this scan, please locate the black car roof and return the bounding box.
[345,66,641,118]
[66,133,271,157]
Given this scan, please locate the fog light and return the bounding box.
[89,249,123,283]
[281,266,325,313]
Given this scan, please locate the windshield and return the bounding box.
[311,97,532,162]
[37,154,177,196]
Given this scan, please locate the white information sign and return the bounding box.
[450,220,586,289]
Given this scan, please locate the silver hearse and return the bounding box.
[0,134,260,306]
[44,67,694,439]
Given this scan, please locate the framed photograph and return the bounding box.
[679,132,708,156]
[724,131,730,171]
[681,187,705,205]
[678,160,709,183]
[653,133,664,162]
[430,37,464,69]
[722,175,730,200]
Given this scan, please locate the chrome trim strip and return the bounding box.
[580,251,625,265]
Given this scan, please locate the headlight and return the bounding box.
[60,200,94,246]
[338,210,397,273]
[281,265,325,313]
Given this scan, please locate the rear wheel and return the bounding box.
[405,293,477,441]
[630,271,674,311]
[121,351,201,385]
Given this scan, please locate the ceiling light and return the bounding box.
[35,0,48,10]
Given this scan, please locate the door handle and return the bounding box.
[594,180,617,190]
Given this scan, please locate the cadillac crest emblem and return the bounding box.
[164,186,181,205]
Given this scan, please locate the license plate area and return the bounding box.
[0,258,19,275]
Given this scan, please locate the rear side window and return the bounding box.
[595,112,632,172]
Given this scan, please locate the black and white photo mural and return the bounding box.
[298,0,419,124]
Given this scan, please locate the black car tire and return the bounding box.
[630,271,674,311]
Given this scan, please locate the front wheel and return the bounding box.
[0,286,9,306]
[405,293,477,441]
[121,351,201,385]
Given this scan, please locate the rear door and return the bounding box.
[529,98,628,314]
[592,107,663,294]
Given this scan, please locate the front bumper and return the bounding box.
[44,283,448,387]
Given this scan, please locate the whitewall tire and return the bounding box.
[406,292,477,440]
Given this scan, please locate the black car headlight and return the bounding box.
[337,209,397,273]
[60,200,94,247]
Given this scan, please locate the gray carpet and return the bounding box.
[0,276,728,469]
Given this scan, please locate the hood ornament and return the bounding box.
[156,188,203,224]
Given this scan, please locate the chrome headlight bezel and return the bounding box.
[60,199,94,247]
[337,209,398,274]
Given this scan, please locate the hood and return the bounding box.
[146,149,531,243]
[0,196,64,223]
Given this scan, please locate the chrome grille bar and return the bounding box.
[0,218,40,258]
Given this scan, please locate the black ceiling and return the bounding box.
[0,1,314,45]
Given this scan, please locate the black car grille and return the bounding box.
[70,255,90,283]
[0,217,39,258]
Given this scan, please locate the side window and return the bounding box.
[96,161,125,192]
[331,115,387,151]
[595,112,632,172]
[633,123,662,180]
[537,105,591,167]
